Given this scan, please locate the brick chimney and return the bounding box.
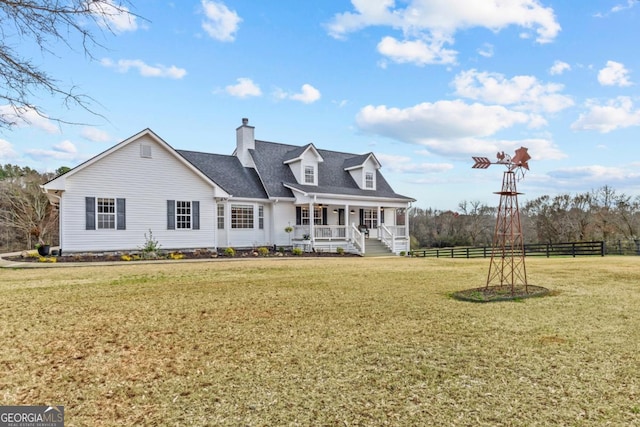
[236,117,255,167]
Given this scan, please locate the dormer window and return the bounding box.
[304,165,315,185]
[365,172,374,189]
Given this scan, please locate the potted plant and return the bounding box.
[284,226,293,246]
[35,239,50,256]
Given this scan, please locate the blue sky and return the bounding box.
[2,0,640,210]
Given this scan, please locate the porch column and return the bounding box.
[309,201,314,242]
[405,208,409,238]
[345,204,350,239]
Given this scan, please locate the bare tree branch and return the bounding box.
[0,0,143,130]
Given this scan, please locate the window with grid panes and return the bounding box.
[217,204,225,229]
[97,198,115,229]
[231,205,253,229]
[176,201,191,229]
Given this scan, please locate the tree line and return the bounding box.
[408,186,640,250]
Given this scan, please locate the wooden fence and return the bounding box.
[410,241,605,258]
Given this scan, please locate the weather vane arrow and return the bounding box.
[472,156,492,169]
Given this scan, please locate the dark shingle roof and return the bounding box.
[177,150,268,199]
[177,140,413,202]
[252,140,413,201]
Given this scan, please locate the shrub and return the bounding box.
[292,247,303,256]
[140,229,161,258]
[336,247,345,255]
[120,254,132,261]
[169,252,185,260]
[257,247,269,256]
[37,256,56,263]
[224,247,236,257]
[400,251,406,256]
[278,246,285,254]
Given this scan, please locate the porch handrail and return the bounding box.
[351,223,365,254]
[380,224,394,250]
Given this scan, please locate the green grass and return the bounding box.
[1,257,639,426]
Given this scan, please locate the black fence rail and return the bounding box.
[606,239,640,256]
[410,241,605,258]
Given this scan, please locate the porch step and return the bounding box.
[363,239,394,257]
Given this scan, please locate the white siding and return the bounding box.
[60,135,216,252]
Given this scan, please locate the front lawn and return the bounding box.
[1,257,638,425]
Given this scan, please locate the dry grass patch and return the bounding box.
[1,257,639,425]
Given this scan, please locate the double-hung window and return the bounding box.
[304,165,315,185]
[365,172,374,189]
[217,204,225,229]
[86,197,125,230]
[176,201,191,229]
[167,200,199,230]
[97,198,115,229]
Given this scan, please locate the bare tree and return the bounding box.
[0,0,139,129]
[0,171,57,250]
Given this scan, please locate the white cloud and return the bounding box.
[453,69,574,113]
[0,105,59,134]
[101,58,187,79]
[548,165,640,185]
[598,61,632,86]
[377,36,457,66]
[275,84,321,104]
[571,96,640,133]
[88,0,138,33]
[26,140,79,161]
[549,60,570,75]
[0,139,18,159]
[355,101,566,160]
[376,153,453,174]
[327,0,560,64]
[81,127,111,143]
[357,100,530,143]
[225,78,262,98]
[201,0,242,42]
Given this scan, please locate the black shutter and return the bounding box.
[359,209,364,226]
[192,201,200,230]
[322,207,328,225]
[167,200,175,230]
[85,197,95,230]
[117,198,126,230]
[380,209,385,225]
[296,207,302,225]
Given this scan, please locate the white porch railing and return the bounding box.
[380,224,409,254]
[351,224,365,255]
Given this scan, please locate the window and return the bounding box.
[304,165,315,184]
[232,205,254,229]
[86,197,125,230]
[365,172,374,189]
[176,201,191,229]
[298,207,325,225]
[97,198,115,229]
[217,204,225,229]
[167,200,199,230]
[258,205,264,229]
[363,209,378,229]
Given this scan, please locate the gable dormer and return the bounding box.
[283,143,324,186]
[344,153,381,190]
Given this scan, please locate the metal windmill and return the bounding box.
[472,147,531,294]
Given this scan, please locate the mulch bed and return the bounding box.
[6,248,358,263]
[452,284,550,302]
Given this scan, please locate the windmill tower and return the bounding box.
[472,147,531,294]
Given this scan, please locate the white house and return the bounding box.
[43,118,415,255]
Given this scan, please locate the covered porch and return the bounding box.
[290,202,410,255]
